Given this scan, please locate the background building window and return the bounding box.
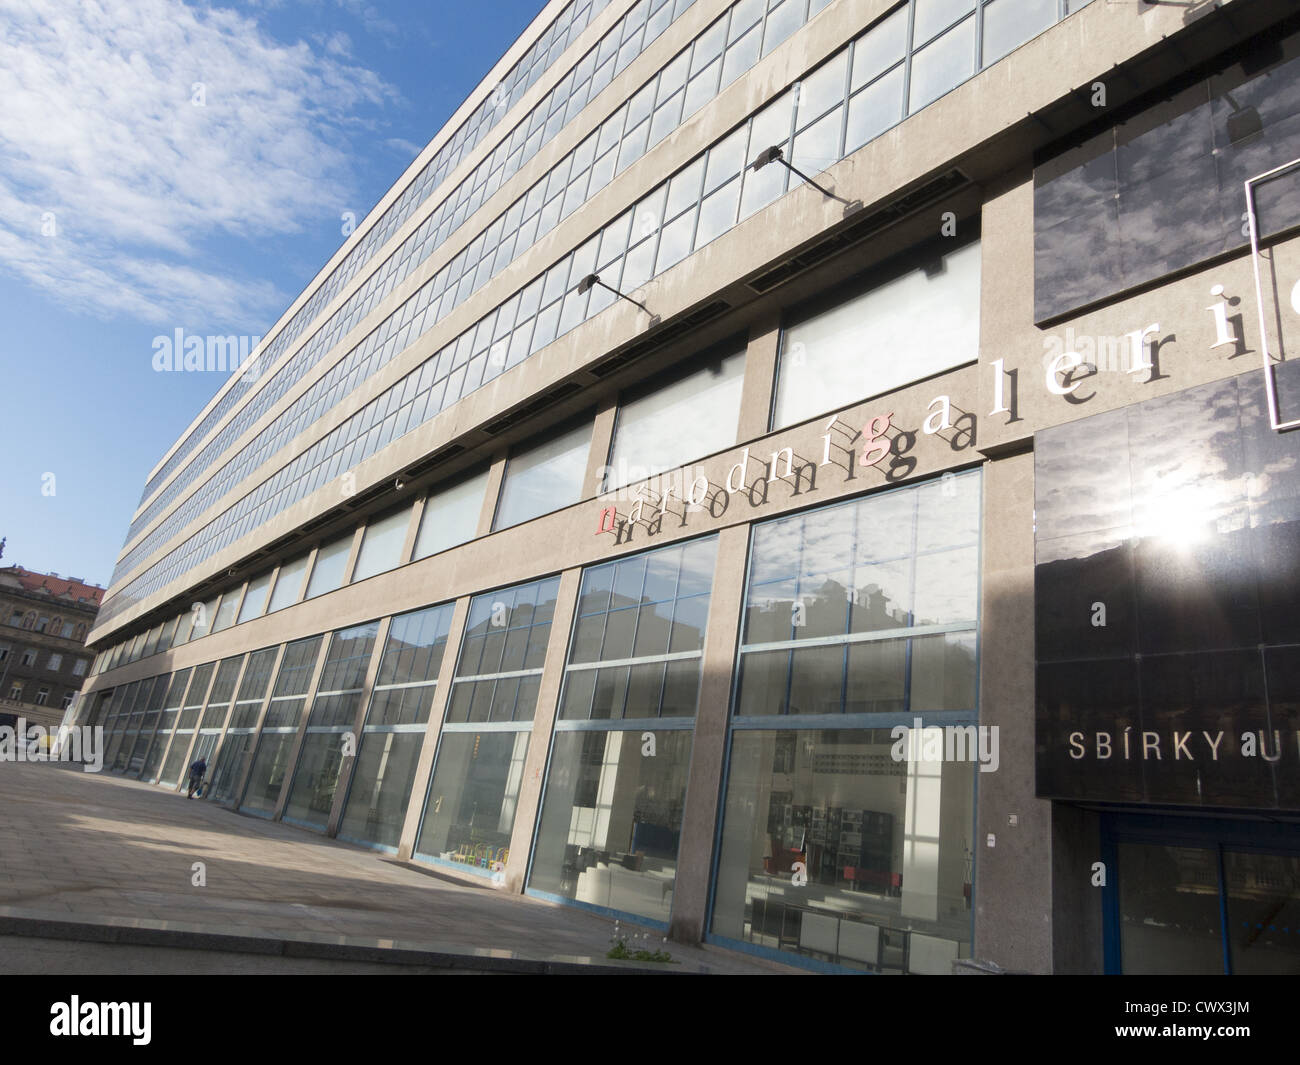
[21,649,37,667]
[47,653,63,672]
[211,591,241,634]
[157,665,201,786]
[772,237,981,429]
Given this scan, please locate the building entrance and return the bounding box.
[1102,813,1300,974]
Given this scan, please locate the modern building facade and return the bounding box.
[79,0,1300,973]
[1,566,101,731]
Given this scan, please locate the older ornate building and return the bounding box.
[1,566,102,731]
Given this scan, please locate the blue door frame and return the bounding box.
[1099,811,1300,974]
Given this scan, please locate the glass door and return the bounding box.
[1103,814,1300,974]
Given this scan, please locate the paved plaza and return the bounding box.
[0,762,794,974]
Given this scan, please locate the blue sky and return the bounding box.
[0,0,544,590]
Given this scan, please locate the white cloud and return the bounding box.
[332,0,398,40]
[384,136,423,159]
[316,29,354,57]
[0,0,398,328]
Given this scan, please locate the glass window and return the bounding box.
[851,6,907,91]
[414,469,490,559]
[605,347,745,493]
[190,597,219,641]
[284,624,379,832]
[846,65,904,153]
[157,615,180,653]
[142,622,164,657]
[376,604,455,690]
[737,472,980,718]
[268,554,310,613]
[908,15,975,112]
[414,731,531,872]
[773,237,981,429]
[306,534,353,599]
[447,577,562,724]
[711,728,975,971]
[338,732,427,850]
[241,636,323,815]
[529,538,717,920]
[315,622,379,695]
[211,590,240,634]
[982,0,1056,65]
[529,728,695,922]
[237,572,272,623]
[352,505,413,582]
[561,537,718,720]
[913,0,974,46]
[338,603,456,851]
[494,420,591,530]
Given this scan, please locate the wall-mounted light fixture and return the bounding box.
[750,144,860,213]
[576,273,657,323]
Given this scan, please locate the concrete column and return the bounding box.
[339,525,366,587]
[972,447,1051,972]
[295,546,320,605]
[395,594,472,860]
[400,496,427,564]
[668,522,750,944]
[503,565,583,895]
[737,310,782,442]
[475,454,509,538]
[225,581,250,630]
[1051,803,1103,973]
[584,400,619,498]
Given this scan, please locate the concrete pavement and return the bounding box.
[0,762,794,974]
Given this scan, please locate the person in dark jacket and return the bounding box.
[187,757,208,798]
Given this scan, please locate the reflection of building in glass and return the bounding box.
[82,0,1300,973]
